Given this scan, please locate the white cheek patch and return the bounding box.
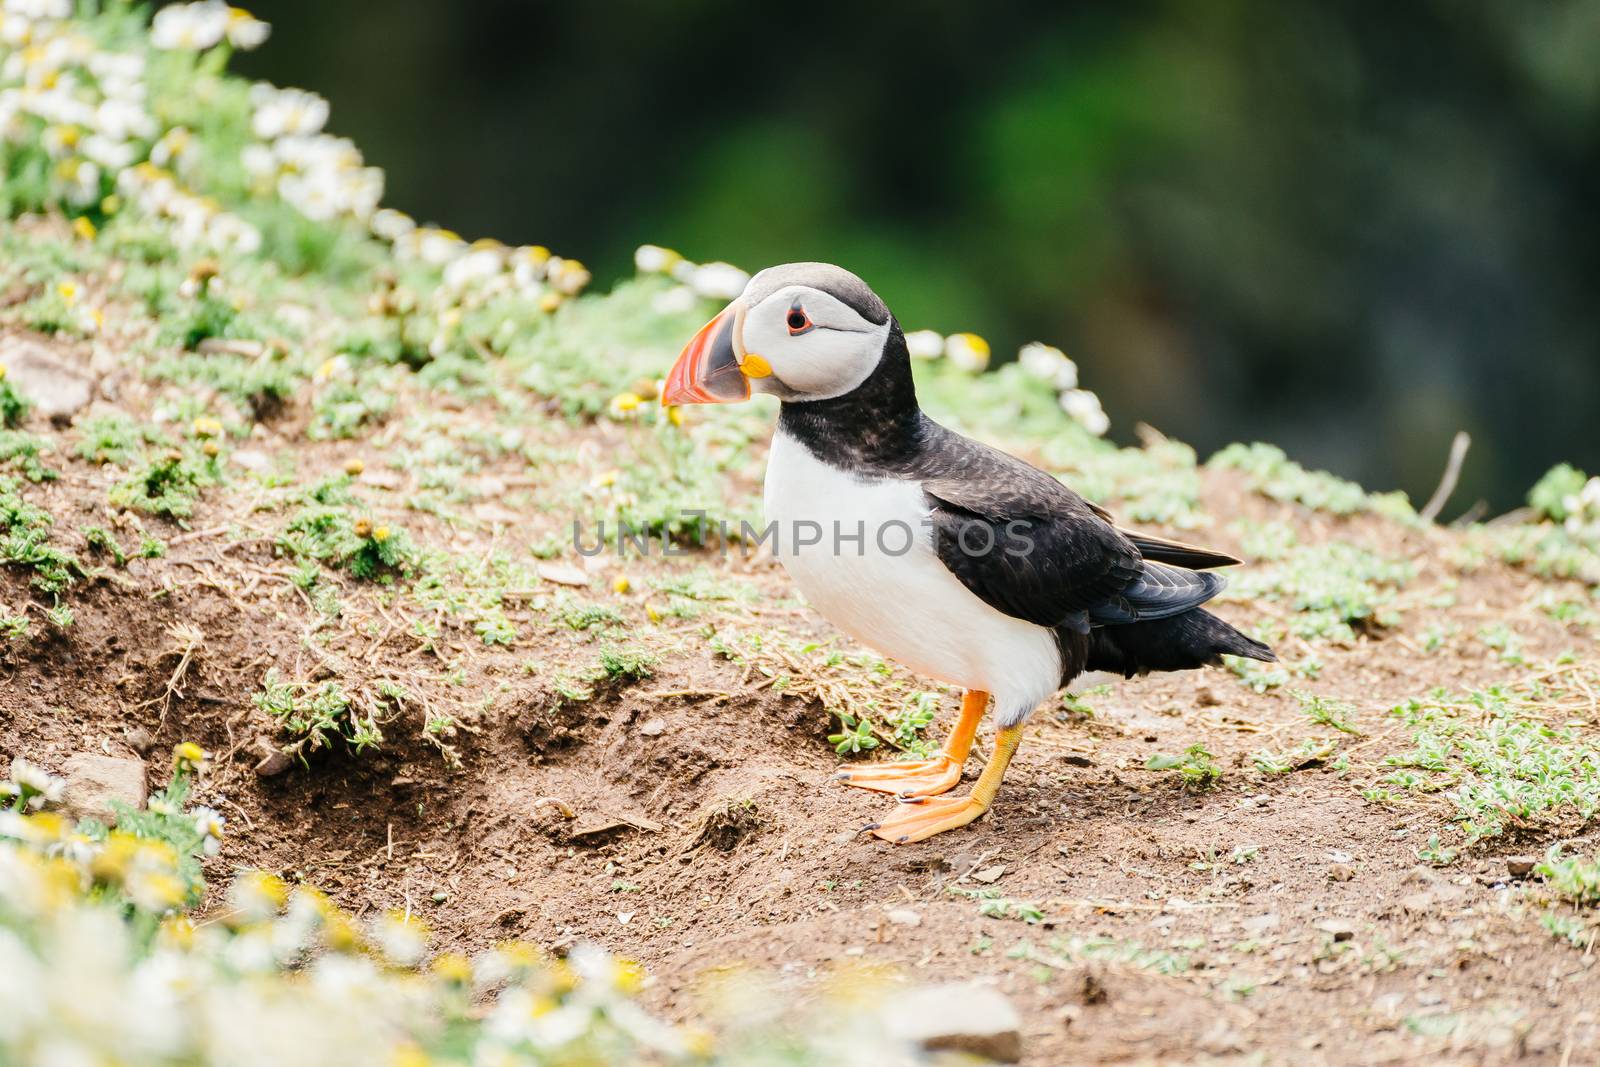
[743,287,888,401]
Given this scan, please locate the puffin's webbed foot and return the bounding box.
[835,689,988,799]
[863,721,1026,845]
[864,792,992,843]
[834,754,964,798]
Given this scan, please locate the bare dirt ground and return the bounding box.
[6,377,1598,1066]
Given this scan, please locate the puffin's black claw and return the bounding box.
[834,772,852,781]
[895,795,927,806]
[861,822,881,833]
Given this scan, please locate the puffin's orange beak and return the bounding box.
[662,302,752,405]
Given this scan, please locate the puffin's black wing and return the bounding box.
[916,428,1223,631]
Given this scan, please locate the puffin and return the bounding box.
[661,263,1275,843]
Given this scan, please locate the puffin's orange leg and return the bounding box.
[866,722,1023,844]
[835,690,987,798]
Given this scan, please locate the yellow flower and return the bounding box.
[681,1026,717,1057]
[127,868,185,911]
[612,575,630,594]
[431,952,473,984]
[72,216,96,240]
[608,392,642,417]
[229,871,289,920]
[0,363,7,381]
[91,831,144,881]
[158,915,196,949]
[372,525,391,543]
[56,281,78,304]
[191,416,223,438]
[591,469,618,489]
[612,957,645,994]
[664,405,684,427]
[645,603,661,623]
[353,518,373,538]
[344,457,365,476]
[202,440,220,458]
[391,1045,431,1067]
[537,292,563,314]
[173,741,207,772]
[944,332,991,372]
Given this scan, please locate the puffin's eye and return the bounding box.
[785,306,813,335]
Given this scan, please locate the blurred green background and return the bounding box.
[239,0,1600,513]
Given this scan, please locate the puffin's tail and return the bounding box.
[1085,608,1275,678]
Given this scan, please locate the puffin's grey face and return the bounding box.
[662,264,891,406]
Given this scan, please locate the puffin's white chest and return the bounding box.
[762,429,1062,723]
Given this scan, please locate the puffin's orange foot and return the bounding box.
[864,793,991,844]
[834,754,964,798]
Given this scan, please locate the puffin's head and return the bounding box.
[662,262,894,405]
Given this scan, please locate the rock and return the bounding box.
[1240,912,1280,935]
[231,449,272,472]
[638,717,667,737]
[537,561,589,588]
[0,335,93,422]
[1328,863,1356,882]
[473,502,522,525]
[254,742,294,778]
[123,727,156,756]
[1506,856,1537,878]
[60,753,146,822]
[886,908,922,927]
[1315,918,1358,942]
[972,864,1006,884]
[884,981,1022,1063]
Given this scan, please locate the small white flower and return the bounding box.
[8,757,64,810]
[688,261,749,301]
[904,329,944,360]
[369,207,415,241]
[93,97,154,141]
[633,244,679,274]
[1019,342,1077,389]
[81,133,136,170]
[547,256,591,296]
[442,242,506,289]
[1579,477,1600,512]
[944,332,990,372]
[414,227,466,266]
[371,911,427,967]
[1060,389,1109,436]
[250,85,329,140]
[239,142,276,183]
[151,1,230,51]
[193,807,225,856]
[6,0,71,19]
[509,244,551,288]
[225,7,270,50]
[651,285,698,315]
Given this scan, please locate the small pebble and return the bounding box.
[1328,863,1356,882]
[1506,856,1537,878]
[1316,918,1357,942]
[972,865,1006,884]
[886,908,923,927]
[639,718,667,737]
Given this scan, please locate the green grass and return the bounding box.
[252,670,388,757]
[1377,680,1600,845]
[1,475,79,593]
[1146,743,1223,788]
